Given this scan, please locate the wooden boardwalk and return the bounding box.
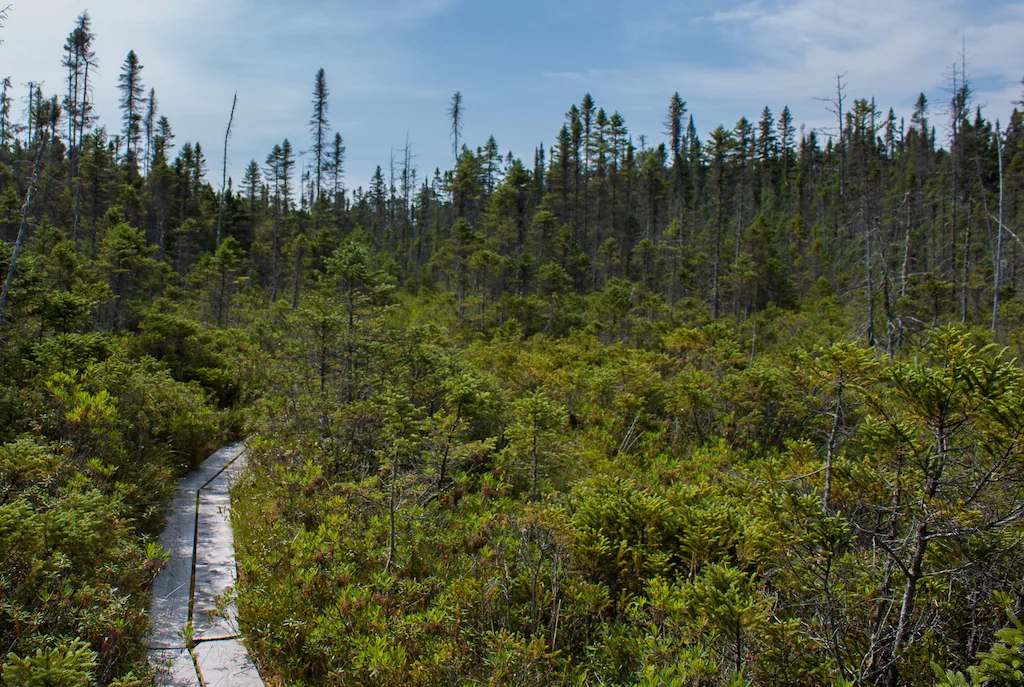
[146,444,264,687]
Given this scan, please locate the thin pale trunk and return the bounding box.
[270,212,280,303]
[291,241,302,309]
[901,205,911,299]
[25,84,33,146]
[823,383,842,513]
[0,143,45,323]
[733,173,744,317]
[385,452,398,572]
[713,172,723,319]
[531,425,539,499]
[866,227,875,346]
[156,198,167,259]
[961,208,971,324]
[993,121,1005,332]
[217,269,227,327]
[345,289,356,403]
[216,94,238,249]
[437,407,460,490]
[890,523,927,686]
[889,434,944,686]
[71,58,85,245]
[880,246,896,354]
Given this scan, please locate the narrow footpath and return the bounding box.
[146,443,264,687]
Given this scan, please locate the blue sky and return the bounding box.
[3,0,1023,195]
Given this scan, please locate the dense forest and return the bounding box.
[2,8,1024,687]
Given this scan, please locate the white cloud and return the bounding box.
[705,2,768,24]
[2,0,1020,192]
[609,0,1024,139]
[0,0,455,188]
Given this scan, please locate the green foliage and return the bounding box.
[3,25,1024,686]
[0,308,225,685]
[935,613,1024,686]
[230,309,1024,687]
[2,640,97,687]
[500,389,568,497]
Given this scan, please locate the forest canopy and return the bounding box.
[2,7,1024,687]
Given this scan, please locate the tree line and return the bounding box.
[2,9,1024,687]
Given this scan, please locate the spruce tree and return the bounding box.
[241,160,261,229]
[0,77,11,147]
[709,125,735,318]
[666,93,687,227]
[556,124,571,224]
[156,116,174,155]
[448,91,464,163]
[265,144,284,301]
[280,139,295,213]
[328,132,345,200]
[757,106,777,167]
[309,68,330,199]
[117,50,145,179]
[142,88,157,177]
[483,135,499,196]
[75,12,97,143]
[62,21,84,151]
[777,105,795,175]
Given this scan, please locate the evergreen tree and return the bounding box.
[777,105,796,177]
[241,159,261,254]
[328,132,345,204]
[73,12,96,144]
[309,68,330,199]
[143,88,157,177]
[708,125,735,318]
[757,106,777,168]
[117,50,145,179]
[666,92,687,226]
[280,138,295,213]
[0,77,12,147]
[449,91,464,163]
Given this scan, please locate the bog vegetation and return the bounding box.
[2,9,1024,686]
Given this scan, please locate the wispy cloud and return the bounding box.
[0,0,456,187]
[541,71,586,81]
[1,0,1020,191]
[704,2,768,24]
[585,0,1024,137]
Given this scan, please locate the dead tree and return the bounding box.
[216,93,238,249]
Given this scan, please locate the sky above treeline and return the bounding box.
[2,0,1023,193]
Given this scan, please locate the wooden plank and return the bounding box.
[194,639,264,687]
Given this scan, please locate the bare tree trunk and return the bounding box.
[385,450,398,572]
[216,93,238,249]
[25,83,33,146]
[291,240,302,309]
[880,248,897,354]
[889,523,928,686]
[0,142,45,323]
[901,200,911,299]
[889,434,944,687]
[270,212,279,303]
[961,209,971,324]
[712,167,724,318]
[217,268,227,327]
[993,121,1005,332]
[531,425,539,500]
[866,227,875,346]
[823,382,843,513]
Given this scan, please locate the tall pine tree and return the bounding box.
[117,50,145,180]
